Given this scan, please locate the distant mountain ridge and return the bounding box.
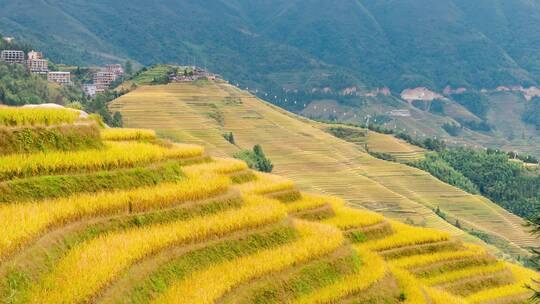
[4,0,540,155]
[2,0,540,92]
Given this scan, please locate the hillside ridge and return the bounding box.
[110,81,537,260]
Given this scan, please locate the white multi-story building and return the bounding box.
[47,71,71,85]
[83,84,97,97]
[93,71,116,93]
[1,50,25,64]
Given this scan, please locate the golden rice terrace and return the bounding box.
[110,81,537,259]
[0,106,537,303]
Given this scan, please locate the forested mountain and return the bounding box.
[3,0,540,91]
[3,0,540,153]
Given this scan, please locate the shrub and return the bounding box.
[442,122,461,136]
[223,132,235,144]
[234,144,273,172]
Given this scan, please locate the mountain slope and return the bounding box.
[0,107,537,303]
[110,81,537,259]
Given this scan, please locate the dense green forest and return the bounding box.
[0,61,85,106]
[3,0,540,94]
[523,97,540,131]
[412,148,540,219]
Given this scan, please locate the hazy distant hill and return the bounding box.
[3,0,540,154]
[3,0,540,91]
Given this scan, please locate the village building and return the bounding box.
[2,37,14,44]
[103,64,124,78]
[47,71,71,85]
[0,50,25,64]
[388,109,412,117]
[83,84,97,97]
[27,58,49,73]
[93,71,116,93]
[27,50,43,60]
[168,67,221,83]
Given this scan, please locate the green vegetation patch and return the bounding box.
[234,144,273,173]
[0,161,186,203]
[122,226,298,304]
[0,196,243,304]
[325,127,367,145]
[227,249,360,304]
[441,148,540,219]
[409,153,479,194]
[0,123,102,156]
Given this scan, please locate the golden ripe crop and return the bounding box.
[100,128,157,141]
[422,262,506,286]
[285,193,328,213]
[361,220,449,252]
[0,175,229,257]
[183,157,248,175]
[28,198,288,304]
[237,172,295,195]
[391,243,486,269]
[0,107,80,126]
[323,198,384,229]
[390,265,427,304]
[153,220,344,304]
[466,263,538,303]
[293,248,386,304]
[426,287,467,304]
[0,141,204,180]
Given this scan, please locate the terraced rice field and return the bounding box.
[0,109,536,303]
[110,82,537,258]
[366,131,426,162]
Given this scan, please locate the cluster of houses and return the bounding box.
[83,64,124,97]
[168,67,220,82]
[0,49,71,85]
[0,45,124,97]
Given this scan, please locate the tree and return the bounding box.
[125,60,133,76]
[253,144,273,172]
[223,132,235,144]
[233,144,273,173]
[112,112,123,127]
